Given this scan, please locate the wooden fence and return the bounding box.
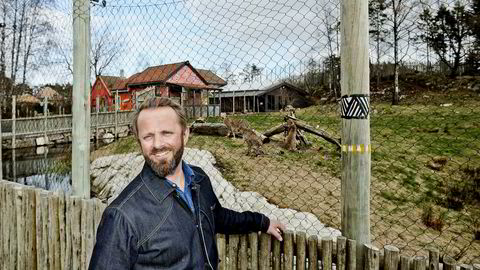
[1,180,479,270]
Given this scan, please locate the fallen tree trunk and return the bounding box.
[190,123,269,143]
[263,124,287,138]
[190,123,229,136]
[286,116,341,149]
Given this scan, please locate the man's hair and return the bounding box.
[132,97,187,138]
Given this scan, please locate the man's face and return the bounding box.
[136,107,189,177]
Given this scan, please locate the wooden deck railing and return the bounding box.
[1,180,479,270]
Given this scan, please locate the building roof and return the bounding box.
[217,81,307,97]
[196,69,227,86]
[36,87,64,101]
[127,62,190,86]
[17,93,41,104]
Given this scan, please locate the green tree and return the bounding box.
[420,2,472,77]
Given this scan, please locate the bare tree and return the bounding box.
[386,0,416,105]
[90,27,124,77]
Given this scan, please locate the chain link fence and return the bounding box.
[1,0,479,264]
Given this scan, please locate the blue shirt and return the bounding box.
[165,161,195,213]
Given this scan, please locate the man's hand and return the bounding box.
[266,219,286,241]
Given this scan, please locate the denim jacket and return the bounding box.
[89,162,270,270]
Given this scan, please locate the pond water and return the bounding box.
[1,142,106,193]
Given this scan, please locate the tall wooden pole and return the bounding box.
[0,100,2,180]
[71,0,91,198]
[340,0,371,268]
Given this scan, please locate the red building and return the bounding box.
[91,61,226,111]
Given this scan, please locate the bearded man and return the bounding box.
[89,97,285,270]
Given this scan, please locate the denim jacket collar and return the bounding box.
[140,161,206,204]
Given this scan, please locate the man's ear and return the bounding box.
[183,127,190,145]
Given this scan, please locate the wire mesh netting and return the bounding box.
[0,0,479,264]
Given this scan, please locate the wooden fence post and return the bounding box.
[443,256,457,270]
[384,245,400,270]
[12,96,16,149]
[259,233,271,270]
[232,90,235,114]
[340,0,371,265]
[322,237,333,270]
[307,235,318,270]
[428,247,439,270]
[228,235,239,270]
[296,231,307,270]
[249,232,259,270]
[217,234,226,270]
[346,239,356,270]
[44,96,48,143]
[0,100,2,181]
[96,98,99,143]
[239,235,248,270]
[272,236,281,270]
[283,230,294,270]
[413,256,427,270]
[364,244,379,270]
[72,0,91,199]
[400,255,411,270]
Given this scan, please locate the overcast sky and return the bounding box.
[32,0,340,88]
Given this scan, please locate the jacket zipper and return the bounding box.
[192,185,214,270]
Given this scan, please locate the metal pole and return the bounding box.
[71,0,91,198]
[340,0,371,268]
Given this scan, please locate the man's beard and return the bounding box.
[144,141,184,178]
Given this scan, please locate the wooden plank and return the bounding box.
[58,192,66,270]
[259,233,271,270]
[228,234,239,270]
[71,197,82,270]
[400,255,411,270]
[427,247,439,270]
[48,193,60,270]
[217,234,226,270]
[364,244,379,270]
[322,237,333,270]
[249,232,259,270]
[239,234,248,270]
[384,245,400,270]
[35,190,44,270]
[296,231,307,270]
[443,256,457,270]
[82,199,95,270]
[40,192,50,270]
[15,187,26,270]
[272,236,281,270]
[283,230,294,270]
[336,236,347,270]
[25,187,37,270]
[64,196,73,270]
[413,256,426,270]
[8,184,17,270]
[308,235,318,270]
